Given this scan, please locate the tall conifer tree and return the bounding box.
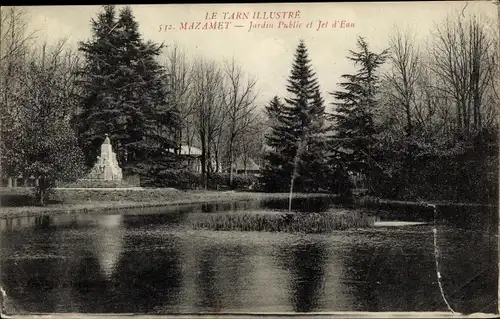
[261,40,330,192]
[75,5,179,176]
[260,96,292,191]
[330,36,388,188]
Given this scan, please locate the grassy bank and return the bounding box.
[0,187,333,218]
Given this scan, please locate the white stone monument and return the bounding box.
[88,134,123,181]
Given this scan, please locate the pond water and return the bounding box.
[0,198,498,314]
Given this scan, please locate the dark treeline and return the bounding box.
[0,6,498,205]
[260,12,499,204]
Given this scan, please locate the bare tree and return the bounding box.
[31,39,82,119]
[429,13,497,137]
[0,7,38,185]
[211,114,228,173]
[0,7,37,64]
[221,57,258,185]
[383,27,421,139]
[413,63,451,142]
[162,43,193,155]
[190,58,226,188]
[236,112,267,173]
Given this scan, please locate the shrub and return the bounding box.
[141,169,264,191]
[232,174,259,190]
[141,169,200,189]
[207,172,230,190]
[370,150,498,204]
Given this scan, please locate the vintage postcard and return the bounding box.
[0,1,499,318]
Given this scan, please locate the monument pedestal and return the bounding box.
[87,134,123,181]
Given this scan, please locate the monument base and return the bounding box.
[64,177,140,189]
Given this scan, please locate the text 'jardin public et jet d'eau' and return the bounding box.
[158,10,355,32]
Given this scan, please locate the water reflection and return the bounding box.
[0,199,497,314]
[341,230,437,312]
[180,240,253,312]
[121,211,188,229]
[196,246,222,310]
[283,241,328,312]
[71,250,110,313]
[0,220,81,313]
[93,215,124,278]
[109,234,183,313]
[0,215,50,232]
[435,226,498,314]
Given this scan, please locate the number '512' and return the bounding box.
[158,24,174,31]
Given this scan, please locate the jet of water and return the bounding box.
[289,134,309,213]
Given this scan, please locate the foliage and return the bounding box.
[75,5,180,176]
[0,7,37,179]
[8,43,86,205]
[141,169,200,189]
[261,40,332,193]
[205,172,256,190]
[231,174,259,190]
[329,37,389,190]
[260,96,290,192]
[141,169,258,191]
[14,123,85,206]
[369,13,499,204]
[370,130,498,204]
[330,165,354,199]
[2,8,497,208]
[206,172,230,190]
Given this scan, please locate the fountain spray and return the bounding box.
[288,117,312,213]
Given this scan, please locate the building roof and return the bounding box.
[166,145,202,157]
[234,157,261,171]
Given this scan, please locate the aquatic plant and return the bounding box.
[191,210,376,233]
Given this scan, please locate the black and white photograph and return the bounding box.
[0,1,499,318]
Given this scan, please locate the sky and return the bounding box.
[16,1,500,109]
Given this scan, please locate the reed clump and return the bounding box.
[191,210,376,233]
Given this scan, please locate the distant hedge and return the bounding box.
[141,169,259,191]
[141,169,200,189]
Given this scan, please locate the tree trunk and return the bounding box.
[200,134,207,189]
[207,145,212,174]
[229,141,234,187]
[206,150,212,189]
[37,177,46,206]
[214,144,219,173]
[405,105,412,138]
[39,190,45,206]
